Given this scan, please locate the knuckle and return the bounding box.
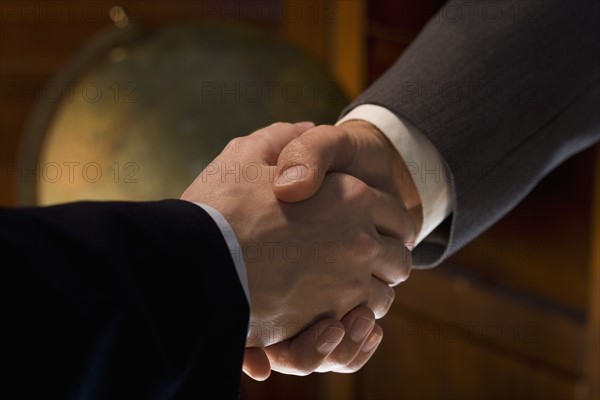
[225,136,247,152]
[390,260,412,287]
[386,286,396,305]
[294,368,313,377]
[378,287,395,317]
[353,231,382,260]
[341,366,359,373]
[380,243,413,287]
[265,122,295,135]
[326,354,352,369]
[389,269,410,287]
[371,285,394,319]
[341,176,369,202]
[269,122,286,127]
[400,251,413,281]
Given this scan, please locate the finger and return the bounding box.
[332,324,383,373]
[367,276,396,319]
[313,306,376,373]
[327,173,415,250]
[273,125,357,202]
[242,347,271,381]
[248,121,315,163]
[370,187,417,244]
[372,236,412,287]
[264,319,345,376]
[326,175,412,286]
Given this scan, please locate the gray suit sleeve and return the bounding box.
[345,1,600,268]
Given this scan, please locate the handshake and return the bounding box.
[181,120,421,380]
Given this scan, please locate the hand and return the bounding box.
[250,121,418,377]
[243,306,383,381]
[181,122,413,346]
[273,120,423,238]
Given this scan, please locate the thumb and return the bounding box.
[273,125,357,202]
[242,347,271,381]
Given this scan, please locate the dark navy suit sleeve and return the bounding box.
[1,199,249,400]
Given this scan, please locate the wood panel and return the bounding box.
[327,0,367,99]
[366,0,445,84]
[390,266,585,375]
[585,146,600,399]
[280,0,330,69]
[449,148,595,316]
[357,313,581,400]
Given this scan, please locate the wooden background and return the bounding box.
[1,1,598,399]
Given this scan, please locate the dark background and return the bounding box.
[1,1,598,399]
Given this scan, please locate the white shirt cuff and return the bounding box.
[192,203,250,304]
[336,104,453,245]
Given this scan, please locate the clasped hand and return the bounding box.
[181,121,417,380]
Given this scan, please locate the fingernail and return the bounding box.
[317,326,345,354]
[361,332,382,353]
[275,165,309,186]
[294,121,315,129]
[350,316,375,343]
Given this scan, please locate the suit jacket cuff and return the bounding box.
[190,202,250,303]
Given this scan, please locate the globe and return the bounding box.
[27,22,348,205]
